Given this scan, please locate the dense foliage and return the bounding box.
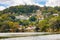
[2,5,40,15]
[0,5,60,32]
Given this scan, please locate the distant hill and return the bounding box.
[2,5,40,15]
[1,5,60,16]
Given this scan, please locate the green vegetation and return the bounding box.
[2,5,40,15]
[0,5,60,32]
[29,16,37,22]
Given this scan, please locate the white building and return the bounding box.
[53,14,59,16]
[15,15,29,20]
[36,10,44,20]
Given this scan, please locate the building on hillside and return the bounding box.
[53,14,59,16]
[31,10,44,20]
[15,15,29,20]
[36,10,44,20]
[25,26,36,32]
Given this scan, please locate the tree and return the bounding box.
[19,20,29,26]
[37,19,48,32]
[49,16,60,32]
[29,16,37,22]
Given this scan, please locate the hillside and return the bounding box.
[1,6,60,16]
[2,5,40,15]
[0,5,60,32]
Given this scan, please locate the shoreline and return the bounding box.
[0,32,60,39]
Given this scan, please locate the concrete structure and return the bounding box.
[36,10,44,20]
[53,14,59,16]
[16,15,29,20]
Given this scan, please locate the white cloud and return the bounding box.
[45,0,60,7]
[0,0,9,2]
[0,0,44,7]
[0,6,6,11]
[0,0,44,11]
[7,0,44,7]
[0,0,60,8]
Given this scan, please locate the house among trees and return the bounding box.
[45,12,52,18]
[53,13,59,16]
[25,25,36,32]
[36,10,44,20]
[15,15,29,20]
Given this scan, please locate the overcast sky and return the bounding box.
[0,0,60,11]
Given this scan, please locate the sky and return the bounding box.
[0,0,60,11]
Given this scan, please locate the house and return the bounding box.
[25,26,36,32]
[36,10,44,20]
[15,15,29,20]
[45,12,52,18]
[53,14,59,16]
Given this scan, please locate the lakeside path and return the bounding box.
[0,32,60,40]
[0,34,60,40]
[0,32,52,37]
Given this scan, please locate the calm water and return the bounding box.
[0,34,60,40]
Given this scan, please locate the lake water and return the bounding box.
[0,34,60,40]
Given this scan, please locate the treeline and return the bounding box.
[2,5,40,15]
[1,5,60,16]
[41,6,60,15]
